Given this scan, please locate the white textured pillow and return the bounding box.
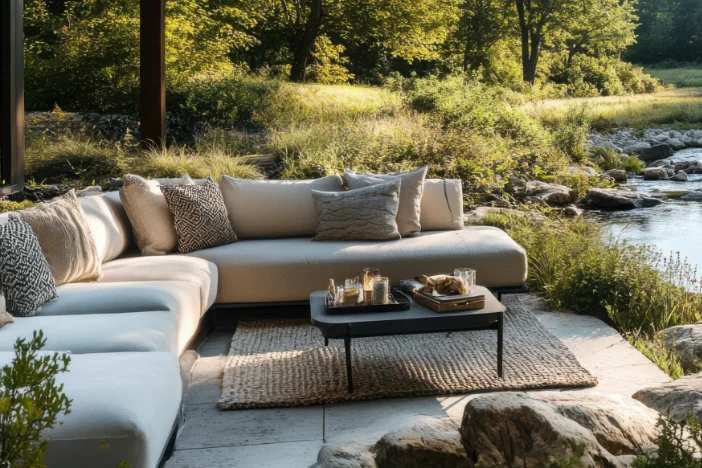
[420,179,464,231]
[219,175,344,239]
[0,296,14,329]
[119,174,195,256]
[344,167,427,237]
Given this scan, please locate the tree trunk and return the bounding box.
[289,0,323,82]
[515,0,532,83]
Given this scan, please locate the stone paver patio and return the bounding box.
[166,294,672,468]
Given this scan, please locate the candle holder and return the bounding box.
[362,267,380,303]
[371,277,390,305]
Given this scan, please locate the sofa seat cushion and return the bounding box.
[15,352,181,468]
[187,226,527,303]
[35,280,201,317]
[0,311,182,354]
[100,256,218,312]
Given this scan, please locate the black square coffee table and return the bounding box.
[309,286,506,393]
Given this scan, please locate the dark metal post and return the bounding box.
[497,313,504,378]
[344,333,353,393]
[0,0,25,196]
[140,0,166,147]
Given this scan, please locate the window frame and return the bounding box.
[0,0,25,196]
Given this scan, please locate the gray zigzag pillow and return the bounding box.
[0,217,58,316]
[161,176,238,253]
[312,182,401,241]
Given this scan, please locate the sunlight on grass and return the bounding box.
[261,82,402,128]
[646,68,702,88]
[528,87,702,130]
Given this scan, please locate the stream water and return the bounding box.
[585,148,702,272]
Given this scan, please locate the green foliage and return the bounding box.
[307,36,354,85]
[25,0,253,113]
[480,213,702,337]
[628,333,686,379]
[553,107,589,162]
[25,136,125,186]
[623,155,646,175]
[0,201,35,213]
[0,331,71,467]
[633,417,702,467]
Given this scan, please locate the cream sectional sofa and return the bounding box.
[0,179,527,468]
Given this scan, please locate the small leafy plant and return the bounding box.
[0,331,71,468]
[634,416,702,467]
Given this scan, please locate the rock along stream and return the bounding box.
[585,147,702,272]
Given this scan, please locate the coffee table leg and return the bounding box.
[497,313,504,378]
[344,335,353,393]
[324,337,329,346]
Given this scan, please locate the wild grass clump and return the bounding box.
[25,136,125,186]
[481,212,702,345]
[133,145,263,181]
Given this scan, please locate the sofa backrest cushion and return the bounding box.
[420,179,464,231]
[78,192,133,262]
[219,175,344,239]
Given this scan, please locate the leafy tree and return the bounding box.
[455,0,515,73]
[24,0,255,112]
[560,0,637,68]
[0,331,71,468]
[250,0,461,82]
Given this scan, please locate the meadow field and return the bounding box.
[646,67,702,88]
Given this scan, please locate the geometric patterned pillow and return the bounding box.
[160,176,238,254]
[0,216,58,316]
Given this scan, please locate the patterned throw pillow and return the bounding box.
[161,176,238,253]
[0,217,58,316]
[311,182,401,241]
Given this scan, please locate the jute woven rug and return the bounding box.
[218,295,597,410]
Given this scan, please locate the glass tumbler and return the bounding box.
[454,268,476,294]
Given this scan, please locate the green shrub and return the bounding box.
[0,331,72,467]
[623,155,645,174]
[480,213,702,336]
[634,417,702,467]
[628,333,685,379]
[589,147,623,171]
[553,107,590,162]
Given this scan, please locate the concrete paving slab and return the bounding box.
[165,440,323,468]
[176,404,323,450]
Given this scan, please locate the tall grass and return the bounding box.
[530,87,702,130]
[646,68,702,88]
[479,212,702,376]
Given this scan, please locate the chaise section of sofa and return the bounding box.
[187,226,527,304]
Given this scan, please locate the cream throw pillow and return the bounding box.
[420,179,465,231]
[219,175,344,239]
[312,182,401,241]
[120,174,195,255]
[344,167,427,237]
[16,190,102,285]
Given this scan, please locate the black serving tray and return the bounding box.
[325,289,411,315]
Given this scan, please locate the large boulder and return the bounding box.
[667,138,686,150]
[582,188,662,210]
[525,181,575,206]
[633,373,702,423]
[643,167,669,180]
[461,392,658,468]
[664,324,702,372]
[374,416,469,468]
[314,416,469,468]
[634,143,674,162]
[315,441,378,468]
[602,169,627,182]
